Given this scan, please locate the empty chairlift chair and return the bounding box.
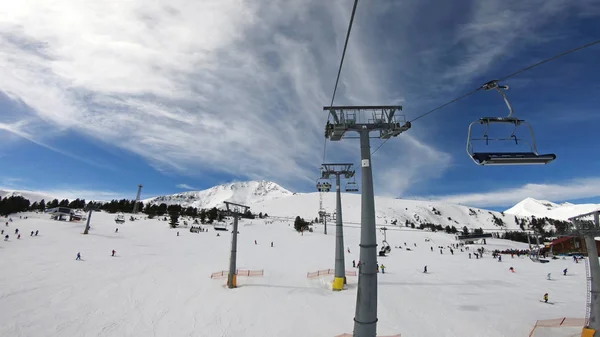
[345,181,359,192]
[466,81,556,166]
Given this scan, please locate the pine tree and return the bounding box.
[169,212,179,228]
[39,199,46,211]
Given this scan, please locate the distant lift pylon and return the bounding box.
[466,80,556,166]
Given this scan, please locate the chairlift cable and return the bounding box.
[322,0,359,164]
[367,39,600,159]
[408,39,600,124]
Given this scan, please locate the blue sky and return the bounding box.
[1,0,600,208]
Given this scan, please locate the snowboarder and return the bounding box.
[76,252,81,260]
[423,265,428,273]
[271,242,274,247]
[112,250,116,257]
[381,264,386,274]
[563,268,568,276]
[543,293,549,303]
[547,273,552,280]
[352,260,356,268]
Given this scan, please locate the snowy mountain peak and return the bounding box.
[505,197,600,220]
[144,180,293,210]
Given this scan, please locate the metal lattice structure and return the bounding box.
[324,105,410,337]
[321,163,356,290]
[224,201,250,289]
[568,210,600,332]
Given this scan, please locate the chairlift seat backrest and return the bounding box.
[479,117,523,124]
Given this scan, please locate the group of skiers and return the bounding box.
[2,228,39,241]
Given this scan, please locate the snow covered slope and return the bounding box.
[506,197,600,220]
[0,211,587,337]
[143,180,293,210]
[0,189,56,203]
[253,192,522,231]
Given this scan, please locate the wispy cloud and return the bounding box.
[0,185,128,202]
[0,0,597,193]
[423,177,600,208]
[176,184,197,190]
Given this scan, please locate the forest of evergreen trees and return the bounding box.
[0,195,262,225]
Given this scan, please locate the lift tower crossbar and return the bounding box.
[321,163,355,291]
[224,201,250,289]
[568,210,600,334]
[324,106,411,337]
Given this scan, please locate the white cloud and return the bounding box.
[176,184,197,190]
[0,185,127,202]
[0,0,597,193]
[424,177,600,208]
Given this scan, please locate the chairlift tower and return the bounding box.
[324,105,411,337]
[224,201,250,289]
[321,163,356,290]
[132,184,143,214]
[568,210,600,334]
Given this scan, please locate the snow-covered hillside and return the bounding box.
[506,197,600,220]
[0,211,587,337]
[144,180,293,210]
[0,189,56,203]
[253,192,522,231]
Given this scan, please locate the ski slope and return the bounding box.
[0,211,587,337]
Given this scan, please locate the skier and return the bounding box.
[423,265,428,273]
[430,247,433,252]
[563,268,568,276]
[450,248,454,255]
[469,253,472,259]
[115,228,119,233]
[112,250,116,257]
[0,229,3,235]
[509,267,515,273]
[177,232,180,236]
[347,248,351,253]
[440,249,443,254]
[76,252,81,260]
[547,273,552,280]
[352,260,356,268]
[498,255,502,262]
[254,240,257,245]
[35,230,38,236]
[30,231,34,236]
[4,234,8,241]
[17,234,20,239]
[543,293,549,303]
[14,228,18,234]
[271,242,274,247]
[381,264,386,274]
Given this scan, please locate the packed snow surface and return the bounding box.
[0,211,587,337]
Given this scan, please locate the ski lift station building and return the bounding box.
[46,207,76,221]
